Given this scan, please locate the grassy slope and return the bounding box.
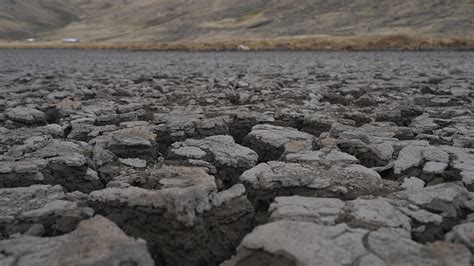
[0,0,81,38]
[1,34,474,51]
[50,0,474,42]
[0,0,473,50]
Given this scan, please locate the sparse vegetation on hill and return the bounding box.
[1,34,473,51]
[0,0,473,44]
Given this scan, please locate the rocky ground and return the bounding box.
[0,49,473,266]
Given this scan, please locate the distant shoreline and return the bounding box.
[1,34,473,51]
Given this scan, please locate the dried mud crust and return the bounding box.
[0,50,473,265]
[90,194,254,265]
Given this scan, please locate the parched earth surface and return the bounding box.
[0,49,473,266]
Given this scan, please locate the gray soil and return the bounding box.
[0,49,473,266]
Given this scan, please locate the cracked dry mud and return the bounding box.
[0,49,473,266]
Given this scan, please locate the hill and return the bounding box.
[0,0,473,42]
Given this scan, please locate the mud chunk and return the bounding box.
[0,124,64,154]
[299,115,336,137]
[343,112,372,127]
[0,185,93,238]
[56,98,81,111]
[243,124,315,161]
[240,161,384,205]
[269,196,345,225]
[5,107,47,126]
[106,127,156,148]
[96,110,147,126]
[284,149,359,164]
[366,230,471,266]
[102,127,159,161]
[93,144,116,167]
[348,197,411,231]
[445,222,474,253]
[0,216,154,266]
[225,220,472,266]
[410,113,439,134]
[89,165,255,265]
[354,94,378,107]
[394,182,469,217]
[394,145,425,174]
[440,145,474,189]
[28,140,103,193]
[0,159,48,188]
[154,113,231,151]
[224,221,368,266]
[332,122,414,140]
[119,158,147,169]
[269,192,447,233]
[337,137,395,167]
[423,161,448,174]
[401,176,425,190]
[167,135,258,187]
[423,147,450,163]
